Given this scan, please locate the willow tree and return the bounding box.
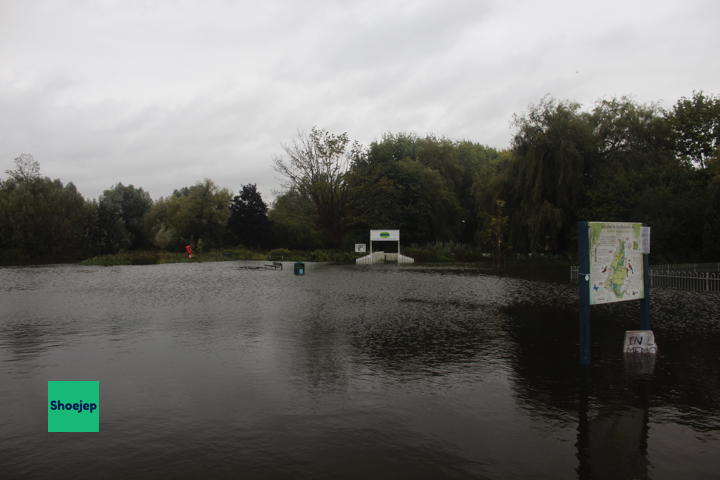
[274,127,362,247]
[508,98,597,253]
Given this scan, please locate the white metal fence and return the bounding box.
[650,270,720,291]
[650,263,720,272]
[570,264,720,292]
[356,252,415,264]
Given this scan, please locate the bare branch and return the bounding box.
[273,126,359,245]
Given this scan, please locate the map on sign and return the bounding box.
[588,222,644,305]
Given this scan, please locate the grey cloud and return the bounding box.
[1,0,718,202]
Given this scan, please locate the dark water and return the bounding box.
[1,262,719,479]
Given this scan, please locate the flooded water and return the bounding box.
[1,261,719,479]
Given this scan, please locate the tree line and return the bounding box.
[1,91,718,264]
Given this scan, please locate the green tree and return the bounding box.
[268,188,323,249]
[274,127,362,247]
[584,98,675,217]
[0,155,97,262]
[227,183,271,248]
[469,149,512,249]
[671,91,720,168]
[144,179,231,250]
[702,149,720,259]
[97,183,153,253]
[346,134,465,244]
[143,196,180,250]
[411,135,503,243]
[506,95,712,261]
[588,98,706,260]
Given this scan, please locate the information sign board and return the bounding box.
[588,222,644,305]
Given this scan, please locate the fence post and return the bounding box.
[707,272,710,292]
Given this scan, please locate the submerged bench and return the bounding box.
[237,261,283,271]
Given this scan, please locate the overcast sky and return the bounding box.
[1,0,718,202]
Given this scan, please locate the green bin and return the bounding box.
[294,262,305,275]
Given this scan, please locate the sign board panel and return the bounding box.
[355,243,366,253]
[588,222,644,305]
[370,229,400,241]
[640,226,651,254]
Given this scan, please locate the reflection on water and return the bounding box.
[1,262,719,479]
[577,372,650,480]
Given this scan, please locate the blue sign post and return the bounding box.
[578,222,591,366]
[640,252,651,330]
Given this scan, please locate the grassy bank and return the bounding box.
[79,244,571,269]
[79,248,360,266]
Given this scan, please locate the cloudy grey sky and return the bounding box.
[1,0,718,201]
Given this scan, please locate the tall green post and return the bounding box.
[578,222,591,365]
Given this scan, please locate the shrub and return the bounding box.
[268,248,291,260]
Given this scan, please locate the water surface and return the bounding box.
[1,262,719,479]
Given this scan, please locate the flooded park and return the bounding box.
[1,261,720,479]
